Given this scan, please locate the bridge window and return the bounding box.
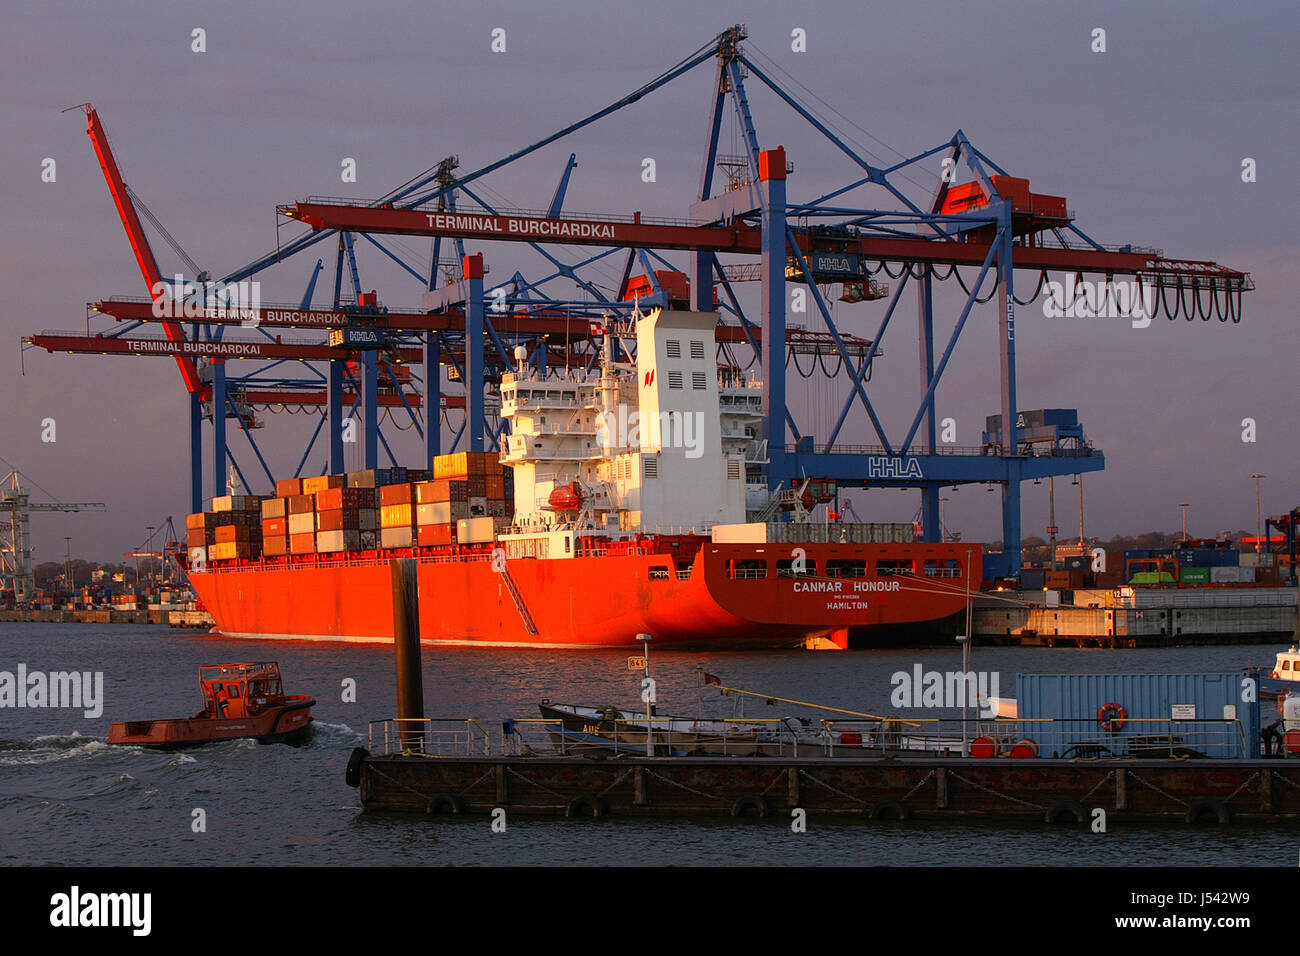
[826,560,867,578]
[776,559,816,578]
[728,560,767,580]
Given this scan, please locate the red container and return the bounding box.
[263,536,288,558]
[416,480,449,504]
[418,523,455,547]
[214,525,251,544]
[315,487,374,512]
[317,509,362,532]
[379,483,415,506]
[275,478,302,497]
[289,532,316,555]
[262,518,288,538]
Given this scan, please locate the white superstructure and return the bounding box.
[498,308,764,553]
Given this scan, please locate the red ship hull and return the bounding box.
[187,541,979,649]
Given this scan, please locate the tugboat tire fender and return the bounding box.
[1044,800,1086,824]
[730,793,770,818]
[426,793,467,815]
[565,794,609,818]
[345,747,369,788]
[1185,799,1231,825]
[869,799,911,821]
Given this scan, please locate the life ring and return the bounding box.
[344,746,369,788]
[1097,702,1127,732]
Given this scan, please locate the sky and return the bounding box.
[1,0,1297,562]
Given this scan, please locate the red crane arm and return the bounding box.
[82,106,202,393]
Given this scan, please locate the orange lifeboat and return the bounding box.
[548,481,584,511]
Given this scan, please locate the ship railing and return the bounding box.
[368,717,491,757]
[504,716,814,758]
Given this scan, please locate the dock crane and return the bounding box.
[0,471,106,604]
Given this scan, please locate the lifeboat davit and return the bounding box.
[548,481,584,511]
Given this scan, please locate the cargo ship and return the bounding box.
[183,307,980,649]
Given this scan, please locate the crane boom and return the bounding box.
[77,105,202,393]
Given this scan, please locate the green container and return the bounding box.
[1179,566,1211,584]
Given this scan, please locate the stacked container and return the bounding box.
[288,493,317,555]
[262,496,289,557]
[379,481,417,549]
[315,486,378,552]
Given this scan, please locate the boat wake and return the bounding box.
[0,732,112,766]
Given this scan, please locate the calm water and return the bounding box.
[1,623,1294,867]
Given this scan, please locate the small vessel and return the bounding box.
[538,701,967,758]
[108,662,315,748]
[1261,646,1300,700]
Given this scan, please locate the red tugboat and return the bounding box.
[108,662,315,748]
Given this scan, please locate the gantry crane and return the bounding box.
[0,471,106,604]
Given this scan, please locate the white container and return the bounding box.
[457,516,495,544]
[288,512,316,536]
[316,530,361,553]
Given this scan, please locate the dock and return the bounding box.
[974,586,1298,648]
[352,750,1300,823]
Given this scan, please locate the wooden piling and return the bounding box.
[391,558,424,749]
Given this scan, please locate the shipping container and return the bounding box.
[1015,672,1260,759]
[210,495,261,513]
[288,513,316,536]
[379,483,415,506]
[380,526,415,549]
[288,494,315,515]
[289,532,316,555]
[317,509,361,532]
[302,474,347,495]
[417,523,456,547]
[261,497,287,519]
[1020,568,1046,590]
[275,478,302,497]
[380,503,414,529]
[315,487,375,511]
[457,516,496,544]
[433,451,498,479]
[263,536,288,558]
[262,518,287,538]
[214,525,254,544]
[317,530,362,553]
[1179,566,1211,585]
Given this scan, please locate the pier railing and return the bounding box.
[366,714,1265,761]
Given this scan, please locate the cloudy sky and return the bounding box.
[2,0,1296,561]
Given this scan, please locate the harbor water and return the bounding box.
[1,623,1295,867]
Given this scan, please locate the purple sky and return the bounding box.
[2,0,1297,562]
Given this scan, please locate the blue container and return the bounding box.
[1020,569,1046,590]
[1014,671,1261,759]
[1124,549,1151,561]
